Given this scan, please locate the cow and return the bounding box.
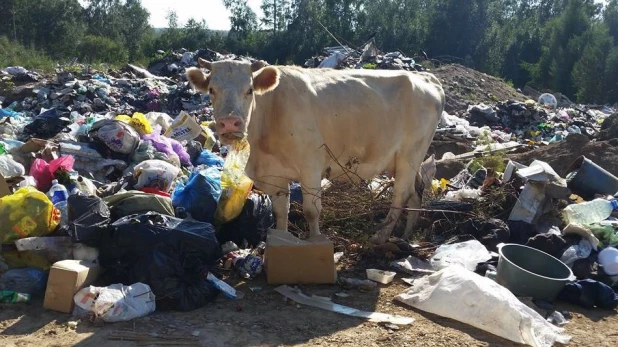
[186,59,445,245]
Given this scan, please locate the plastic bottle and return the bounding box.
[47,180,69,205]
[0,290,30,303]
[563,199,618,226]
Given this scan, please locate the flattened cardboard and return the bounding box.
[43,260,100,313]
[264,229,336,285]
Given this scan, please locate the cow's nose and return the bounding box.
[217,117,243,133]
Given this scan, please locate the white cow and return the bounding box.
[186,59,444,244]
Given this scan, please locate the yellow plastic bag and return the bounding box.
[215,138,253,225]
[129,112,153,135]
[114,114,132,123]
[0,187,60,244]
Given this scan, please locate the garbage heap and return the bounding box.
[0,63,275,319]
[304,39,426,72]
[147,48,261,78]
[435,93,616,160]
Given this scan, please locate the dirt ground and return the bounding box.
[1,266,617,347]
[432,64,526,113]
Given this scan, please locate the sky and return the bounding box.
[142,0,264,31]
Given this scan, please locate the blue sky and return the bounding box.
[142,0,263,30]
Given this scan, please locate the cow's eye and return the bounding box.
[209,88,215,95]
[247,88,253,95]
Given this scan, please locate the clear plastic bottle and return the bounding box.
[47,179,69,205]
[563,199,618,225]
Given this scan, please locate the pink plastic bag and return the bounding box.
[29,155,75,191]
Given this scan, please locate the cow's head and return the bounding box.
[186,58,280,144]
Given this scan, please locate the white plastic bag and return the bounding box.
[0,155,25,178]
[73,282,155,322]
[395,266,571,347]
[429,240,491,271]
[133,159,180,192]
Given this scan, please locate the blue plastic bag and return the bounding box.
[0,108,20,118]
[172,167,222,223]
[195,150,224,168]
[0,267,48,297]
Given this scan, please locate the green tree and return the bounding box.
[224,0,259,39]
[572,23,614,102]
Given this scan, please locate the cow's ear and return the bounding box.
[253,66,280,95]
[186,67,210,93]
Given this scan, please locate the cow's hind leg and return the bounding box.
[370,157,417,245]
[300,172,323,240]
[402,171,423,240]
[256,176,291,231]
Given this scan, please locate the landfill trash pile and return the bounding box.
[147,48,261,79]
[304,39,426,72]
[2,51,618,347]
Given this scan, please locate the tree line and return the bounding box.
[0,0,617,104]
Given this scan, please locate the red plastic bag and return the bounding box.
[28,156,75,192]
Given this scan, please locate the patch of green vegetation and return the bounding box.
[362,63,377,69]
[0,36,55,72]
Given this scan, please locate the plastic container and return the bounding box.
[563,199,618,226]
[496,244,573,301]
[47,179,69,205]
[598,247,618,275]
[566,156,618,201]
[366,269,396,284]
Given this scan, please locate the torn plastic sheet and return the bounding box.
[274,285,414,325]
[391,256,436,275]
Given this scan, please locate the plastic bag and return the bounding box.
[195,150,224,168]
[143,125,191,166]
[14,236,73,264]
[429,240,492,271]
[0,267,48,296]
[560,239,593,266]
[133,159,180,192]
[129,112,153,135]
[29,156,75,192]
[0,155,25,178]
[0,186,60,244]
[395,266,571,347]
[98,212,222,311]
[68,194,111,246]
[22,108,71,139]
[73,282,156,322]
[215,139,254,225]
[89,119,140,154]
[172,167,222,223]
[218,190,275,248]
[144,112,173,133]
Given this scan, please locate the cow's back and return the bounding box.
[247,66,444,181]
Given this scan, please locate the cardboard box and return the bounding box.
[264,229,336,284]
[44,260,100,313]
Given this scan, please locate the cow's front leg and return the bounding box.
[255,176,291,231]
[300,174,323,240]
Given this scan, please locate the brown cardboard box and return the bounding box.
[44,260,100,313]
[264,229,336,284]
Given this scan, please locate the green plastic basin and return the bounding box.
[496,243,573,302]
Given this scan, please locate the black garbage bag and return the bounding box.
[460,218,510,252]
[67,194,111,246]
[98,212,222,311]
[22,108,71,140]
[218,191,275,248]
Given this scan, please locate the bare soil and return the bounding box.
[2,272,617,347]
[432,64,526,113]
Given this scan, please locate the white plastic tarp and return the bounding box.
[395,266,571,347]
